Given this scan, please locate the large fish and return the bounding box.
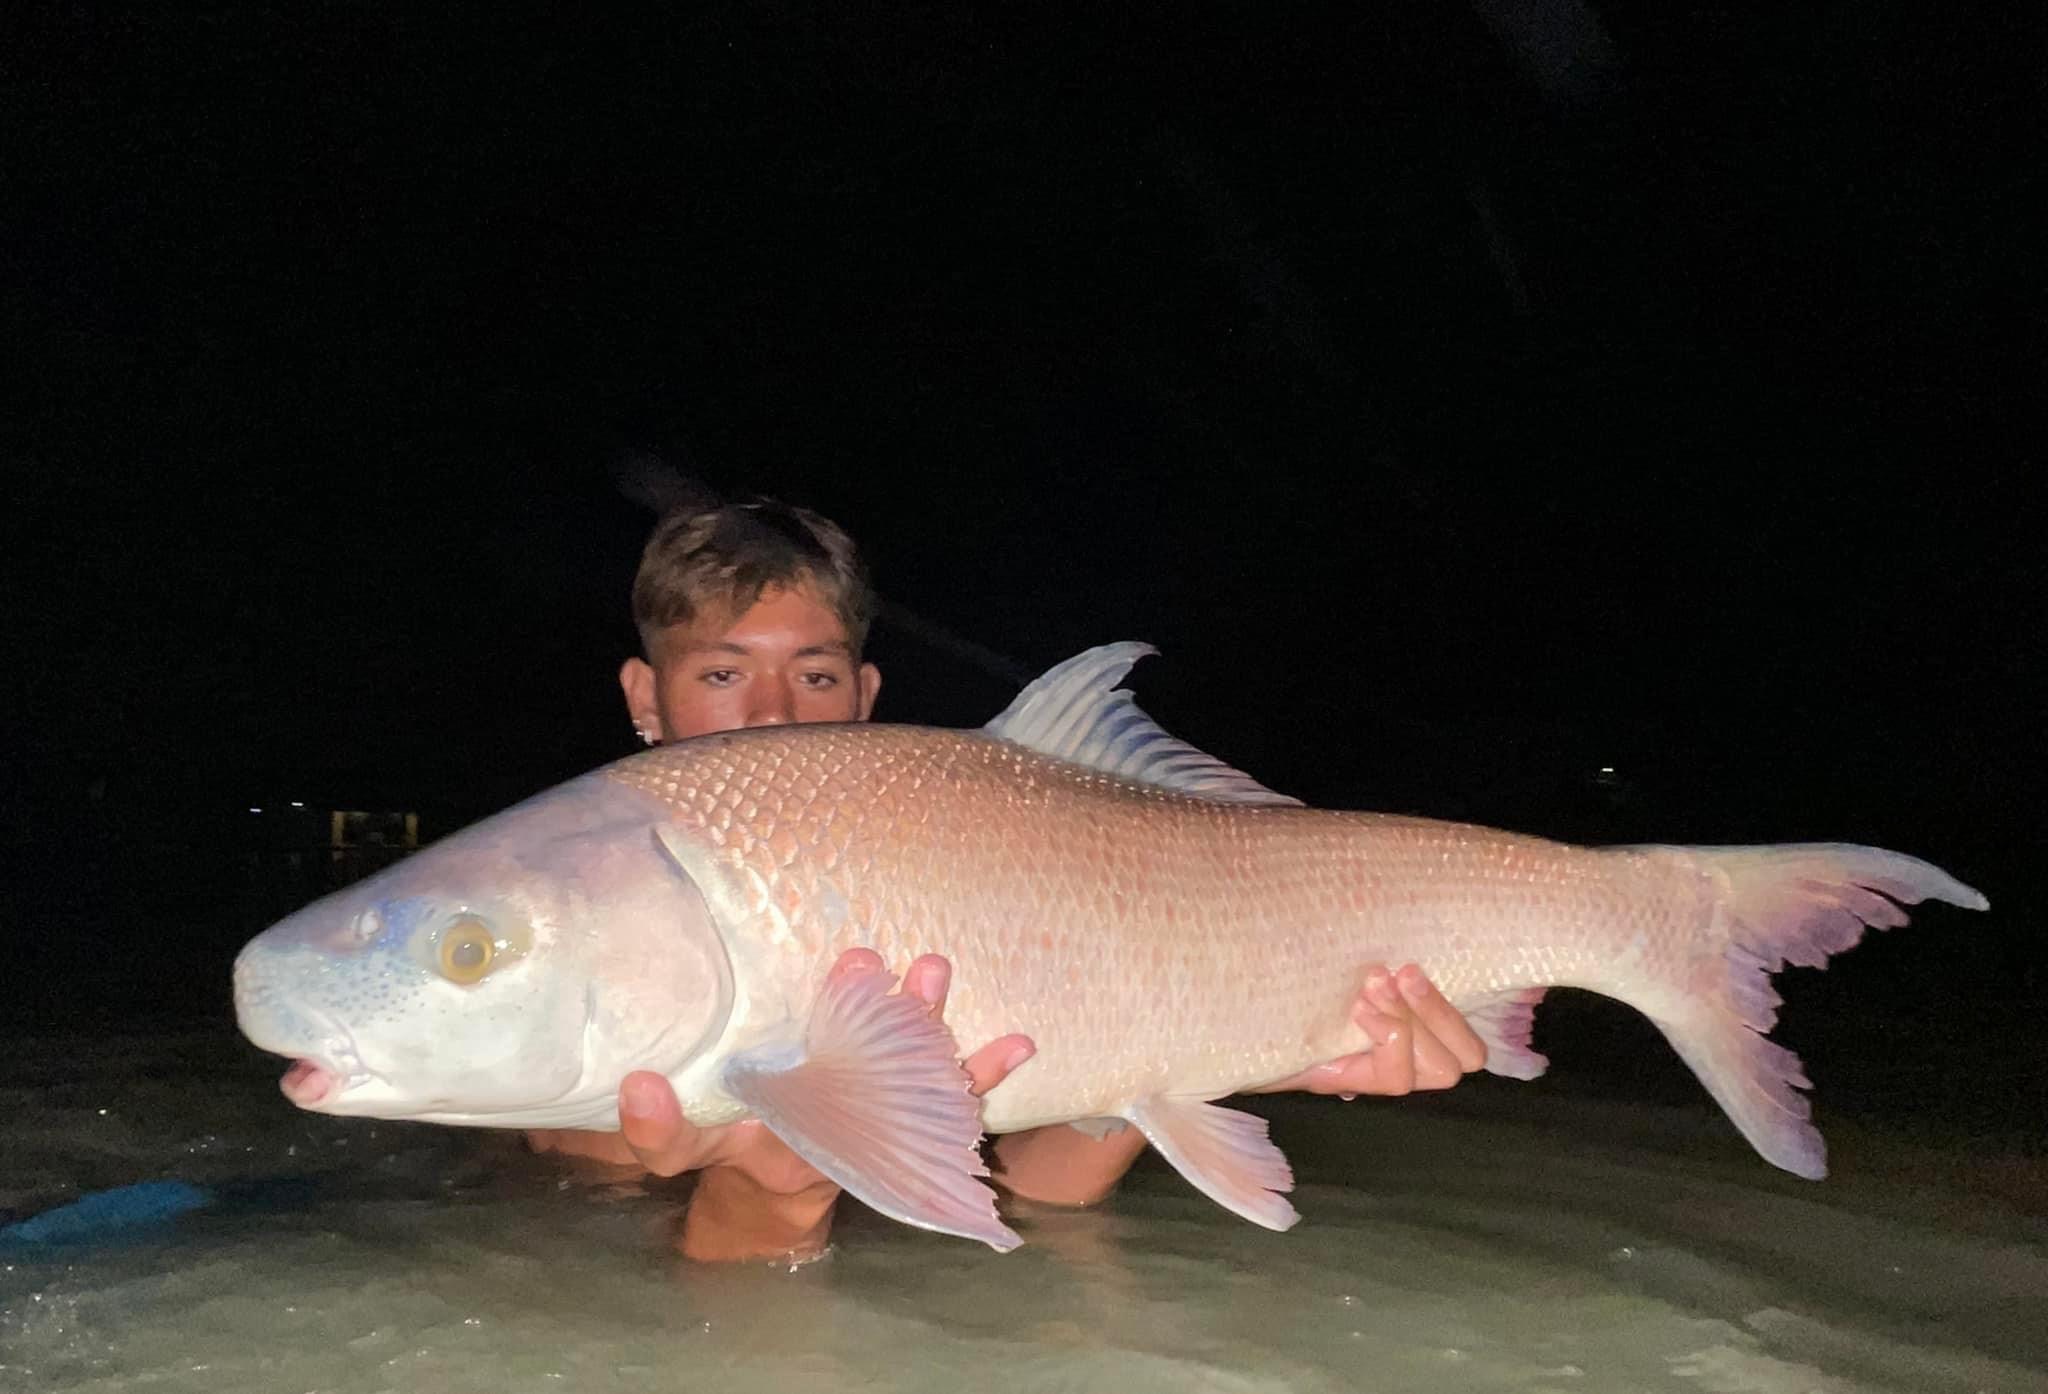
[234,644,1987,1251]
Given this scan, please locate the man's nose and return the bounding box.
[745,677,798,727]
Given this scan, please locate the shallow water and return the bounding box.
[3,1026,2043,1394]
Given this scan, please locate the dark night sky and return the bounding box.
[4,1,2042,1120]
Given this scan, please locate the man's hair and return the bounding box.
[630,498,875,659]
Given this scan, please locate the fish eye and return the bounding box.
[437,917,500,985]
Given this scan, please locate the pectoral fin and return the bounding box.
[721,969,1020,1252]
[1126,1096,1300,1232]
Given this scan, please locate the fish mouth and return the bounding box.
[281,1057,345,1107]
[261,1006,372,1112]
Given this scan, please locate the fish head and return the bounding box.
[233,771,734,1129]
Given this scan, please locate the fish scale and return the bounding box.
[608,725,1671,1133]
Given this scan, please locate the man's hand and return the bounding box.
[528,947,1033,1263]
[1251,963,1487,1097]
[990,963,1485,1207]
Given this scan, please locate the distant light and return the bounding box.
[249,806,263,814]
[290,800,305,808]
[1598,766,1614,775]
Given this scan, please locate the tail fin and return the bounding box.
[1634,843,1987,1179]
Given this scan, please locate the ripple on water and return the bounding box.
[1,1033,2044,1394]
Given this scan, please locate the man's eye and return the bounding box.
[798,671,841,689]
[699,669,741,687]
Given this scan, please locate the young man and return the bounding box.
[529,499,1486,1262]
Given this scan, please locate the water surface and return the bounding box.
[3,1026,2042,1393]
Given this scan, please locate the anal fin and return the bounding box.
[722,969,1019,1252]
[1126,1096,1299,1232]
[1464,987,1550,1080]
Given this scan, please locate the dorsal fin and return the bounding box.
[983,642,1301,806]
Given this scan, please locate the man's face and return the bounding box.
[619,584,881,744]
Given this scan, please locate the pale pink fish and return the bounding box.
[234,643,1988,1250]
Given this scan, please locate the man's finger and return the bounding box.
[1362,965,1405,1019]
[825,946,886,987]
[961,1033,1035,1096]
[1405,1025,1469,1091]
[1293,1054,1382,1096]
[1355,970,1416,1096]
[902,953,951,1014]
[1395,964,1488,1074]
[619,1069,711,1177]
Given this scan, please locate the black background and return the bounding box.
[5,3,2040,1145]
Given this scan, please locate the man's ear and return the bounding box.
[619,657,663,743]
[855,662,881,721]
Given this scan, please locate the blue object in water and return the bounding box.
[0,1180,216,1245]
